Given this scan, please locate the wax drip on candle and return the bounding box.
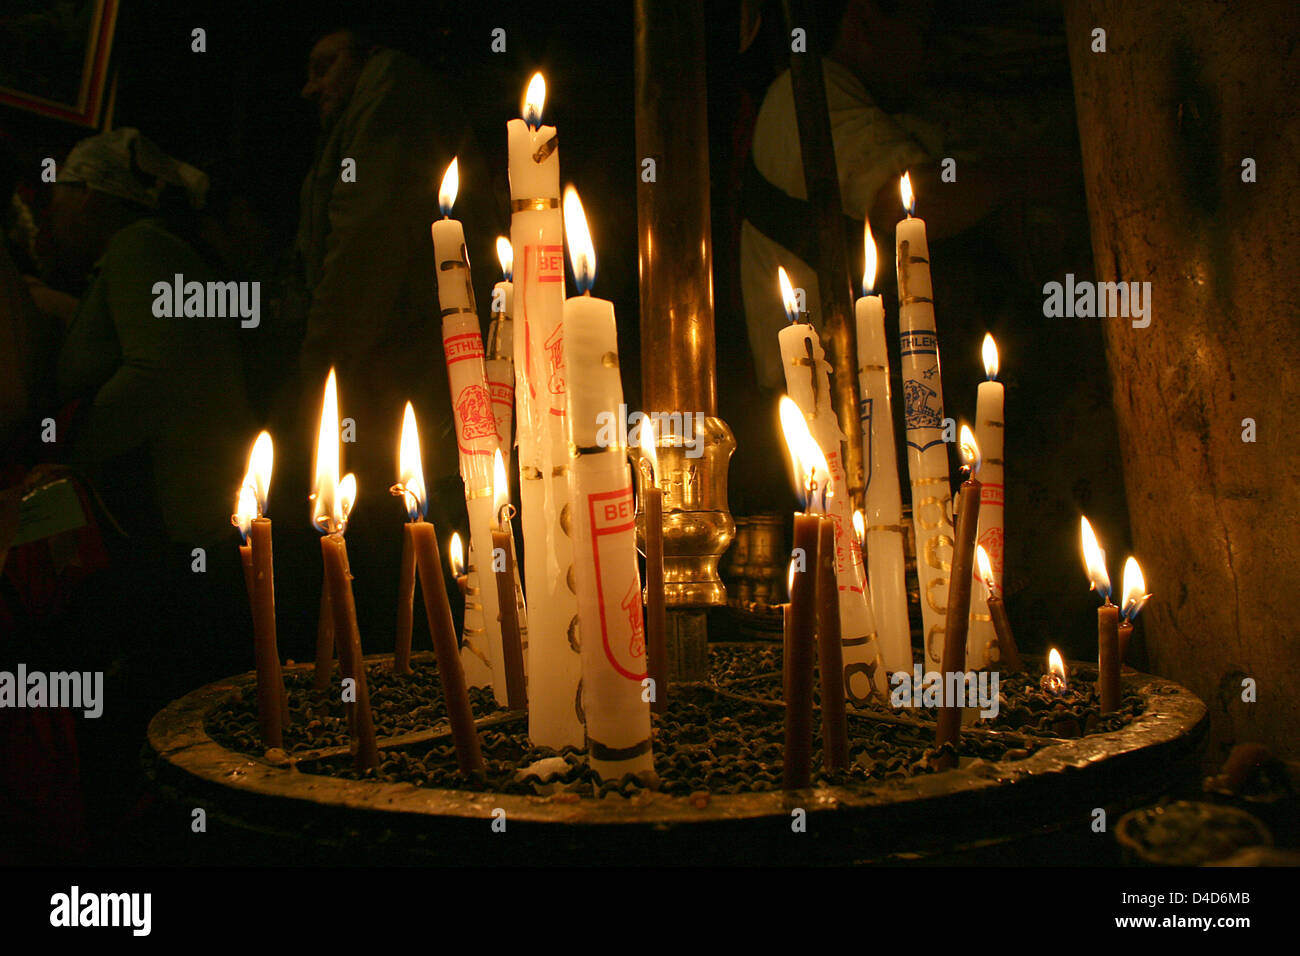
[1120,556,1151,623]
[563,185,596,295]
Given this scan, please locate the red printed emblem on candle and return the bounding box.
[533,244,564,283]
[443,331,485,365]
[488,381,513,408]
[455,384,498,443]
[544,325,566,399]
[622,582,645,659]
[587,485,647,681]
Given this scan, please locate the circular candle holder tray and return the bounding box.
[146,645,1206,865]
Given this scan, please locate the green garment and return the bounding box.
[292,48,498,488]
[57,218,255,546]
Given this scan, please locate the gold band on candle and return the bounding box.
[510,196,560,212]
[440,305,477,317]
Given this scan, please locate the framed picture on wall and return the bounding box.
[0,0,119,127]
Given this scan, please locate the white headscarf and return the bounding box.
[58,128,209,211]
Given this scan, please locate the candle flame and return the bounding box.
[778,266,800,324]
[523,72,546,128]
[311,369,343,533]
[233,478,256,542]
[787,559,796,599]
[959,424,981,475]
[393,401,426,522]
[338,473,356,530]
[1080,515,1111,601]
[862,220,878,297]
[449,531,465,578]
[438,157,459,217]
[496,236,513,281]
[852,509,865,548]
[779,395,829,512]
[638,416,659,487]
[563,185,596,293]
[976,543,996,595]
[982,333,999,380]
[492,447,511,526]
[245,431,273,516]
[1121,556,1151,622]
[901,171,915,217]
[1046,647,1068,694]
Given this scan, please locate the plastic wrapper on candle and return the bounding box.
[508,116,582,748]
[969,375,1004,670]
[778,321,887,704]
[855,294,912,674]
[564,292,653,781]
[433,217,508,702]
[896,215,955,669]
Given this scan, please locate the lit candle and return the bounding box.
[1041,647,1068,696]
[1119,556,1151,664]
[976,544,1023,671]
[637,419,667,714]
[561,187,653,781]
[486,237,516,458]
[854,220,911,674]
[431,157,507,698]
[312,369,379,772]
[969,334,1005,670]
[390,402,484,772]
[491,449,528,711]
[508,73,582,749]
[934,426,981,766]
[391,404,420,676]
[449,531,468,595]
[896,172,956,671]
[777,267,886,706]
[1081,516,1121,712]
[779,396,827,790]
[231,431,285,747]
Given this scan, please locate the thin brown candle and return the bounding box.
[394,523,417,674]
[639,422,666,713]
[314,573,334,690]
[778,396,827,790]
[491,450,527,710]
[1081,516,1122,714]
[321,530,379,770]
[815,516,848,771]
[976,544,1023,672]
[935,426,981,768]
[411,520,484,772]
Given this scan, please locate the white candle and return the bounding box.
[486,236,516,458]
[562,188,653,781]
[895,173,955,670]
[854,222,911,674]
[508,73,583,748]
[968,334,1004,670]
[430,157,508,698]
[777,268,887,704]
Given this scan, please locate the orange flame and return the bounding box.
[901,171,915,216]
[982,333,999,380]
[779,396,829,512]
[449,531,465,578]
[393,402,426,521]
[1080,515,1111,601]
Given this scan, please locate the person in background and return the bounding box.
[280,25,499,648]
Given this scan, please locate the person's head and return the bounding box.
[302,29,379,130]
[830,0,934,99]
[50,128,207,287]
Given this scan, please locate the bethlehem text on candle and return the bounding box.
[889,665,1000,718]
[0,665,103,718]
[150,274,260,327]
[49,886,151,936]
[594,404,706,459]
[1041,274,1151,328]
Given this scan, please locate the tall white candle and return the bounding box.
[969,334,1004,670]
[855,222,911,674]
[777,268,887,704]
[486,237,516,459]
[562,188,653,781]
[895,172,956,670]
[508,74,582,748]
[430,158,508,697]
